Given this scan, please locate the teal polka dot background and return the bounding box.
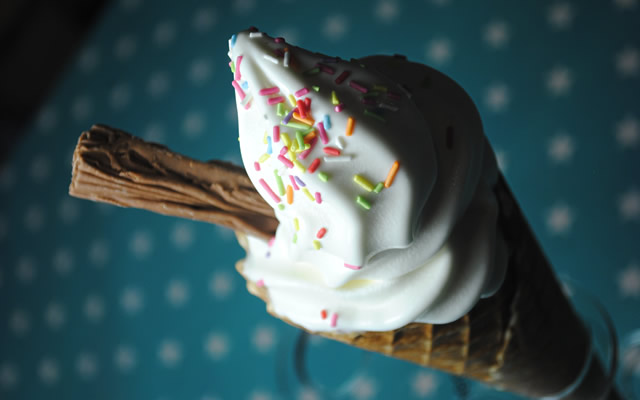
[1,0,639,399]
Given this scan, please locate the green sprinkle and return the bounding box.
[278,204,285,210]
[230,61,235,73]
[373,182,384,193]
[294,218,299,231]
[258,153,270,163]
[331,90,339,105]
[304,67,320,75]
[277,103,286,116]
[364,109,386,123]
[296,131,305,150]
[283,121,312,130]
[274,170,285,196]
[292,233,298,243]
[318,172,329,182]
[373,85,388,92]
[302,188,315,201]
[312,85,320,92]
[356,196,371,210]
[312,240,322,250]
[353,174,375,192]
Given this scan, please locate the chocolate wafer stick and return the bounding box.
[69,124,278,239]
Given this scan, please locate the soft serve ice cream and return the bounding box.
[229,29,507,332]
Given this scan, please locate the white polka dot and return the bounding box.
[89,239,110,267]
[35,106,58,134]
[614,0,638,9]
[323,15,348,40]
[252,325,277,353]
[52,248,74,275]
[545,203,574,235]
[158,339,182,367]
[484,20,509,49]
[121,287,144,314]
[350,376,377,400]
[615,115,639,148]
[120,0,142,11]
[171,222,195,250]
[16,256,37,284]
[205,332,230,360]
[24,204,45,232]
[548,133,575,163]
[59,196,80,224]
[182,111,206,138]
[0,164,16,191]
[548,2,574,30]
[193,7,217,32]
[9,309,30,336]
[232,0,256,14]
[374,0,400,23]
[130,230,152,258]
[84,294,105,322]
[546,66,572,96]
[71,95,93,121]
[38,358,59,385]
[78,46,100,73]
[114,35,137,60]
[209,271,234,299]
[147,71,170,98]
[618,262,640,297]
[484,83,510,112]
[494,149,508,173]
[29,154,51,182]
[0,363,18,389]
[249,391,272,400]
[188,58,213,85]
[426,38,453,65]
[297,387,320,400]
[616,47,639,77]
[114,345,137,372]
[44,302,66,330]
[110,83,132,109]
[144,122,166,143]
[76,353,98,379]
[412,371,437,397]
[618,188,640,221]
[166,279,189,307]
[153,21,176,47]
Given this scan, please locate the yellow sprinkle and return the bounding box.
[312,240,321,250]
[293,217,299,231]
[288,94,296,107]
[290,140,298,152]
[353,174,375,192]
[293,159,306,173]
[288,150,295,160]
[258,153,270,163]
[281,133,291,147]
[302,187,315,201]
[263,131,268,144]
[331,90,339,105]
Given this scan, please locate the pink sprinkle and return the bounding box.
[308,158,321,173]
[273,126,280,142]
[259,87,280,96]
[268,236,276,247]
[289,175,299,190]
[330,313,338,327]
[278,155,294,168]
[256,279,265,287]
[316,227,327,238]
[335,70,350,84]
[349,80,368,93]
[234,55,243,81]
[317,122,329,145]
[280,146,289,155]
[323,147,340,156]
[295,87,310,97]
[254,161,260,171]
[334,103,344,112]
[259,178,281,203]
[319,64,335,74]
[298,148,312,160]
[344,263,362,270]
[275,37,284,43]
[232,80,246,100]
[315,192,322,204]
[244,99,252,110]
[268,96,285,105]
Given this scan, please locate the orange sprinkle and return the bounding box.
[320,309,328,319]
[303,130,317,143]
[292,113,315,126]
[345,117,355,136]
[384,161,400,188]
[286,185,294,204]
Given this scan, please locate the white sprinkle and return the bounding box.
[323,155,353,162]
[284,51,290,68]
[398,84,412,98]
[263,54,279,64]
[249,32,263,38]
[336,136,345,149]
[379,102,399,111]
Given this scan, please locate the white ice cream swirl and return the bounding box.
[230,29,507,332]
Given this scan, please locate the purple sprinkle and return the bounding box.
[283,108,296,124]
[266,252,271,258]
[387,91,401,100]
[318,63,335,75]
[295,176,306,187]
[349,80,368,93]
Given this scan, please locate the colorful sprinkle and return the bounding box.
[256,279,264,287]
[316,228,327,238]
[281,132,291,147]
[292,159,306,172]
[287,185,293,204]
[283,108,296,124]
[349,80,368,93]
[308,158,320,173]
[356,195,371,210]
[230,34,237,47]
[296,100,307,118]
[304,97,311,108]
[323,146,341,156]
[263,54,279,64]
[353,174,374,192]
[345,117,355,136]
[323,155,352,162]
[258,153,270,163]
[303,131,317,143]
[292,233,298,243]
[330,313,338,327]
[272,126,280,142]
[298,148,312,160]
[373,84,388,92]
[292,114,315,126]
[241,81,249,90]
[295,87,310,97]
[324,115,331,129]
[302,188,315,202]
[384,161,400,188]
[315,192,322,204]
[278,154,294,168]
[249,32,263,38]
[318,172,329,182]
[313,240,322,250]
[335,104,344,112]
[278,204,285,210]
[244,98,253,110]
[231,80,246,100]
[267,136,273,154]
[335,70,350,84]
[289,175,299,190]
[312,85,320,92]
[344,263,362,270]
[331,90,339,105]
[254,162,260,171]
[319,64,335,74]
[295,176,306,187]
[317,122,329,145]
[286,94,296,107]
[275,37,284,43]
[280,146,289,156]
[268,236,276,247]
[294,131,305,151]
[304,66,320,75]
[259,87,279,96]
[234,56,243,81]
[373,182,384,193]
[320,309,328,319]
[259,178,281,203]
[229,61,235,73]
[293,217,299,231]
[336,136,345,149]
[364,109,385,122]
[276,103,286,116]
[283,50,290,67]
[267,96,285,105]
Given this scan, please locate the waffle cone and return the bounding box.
[235,175,618,399]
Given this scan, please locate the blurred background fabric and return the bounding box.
[0,0,639,399]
